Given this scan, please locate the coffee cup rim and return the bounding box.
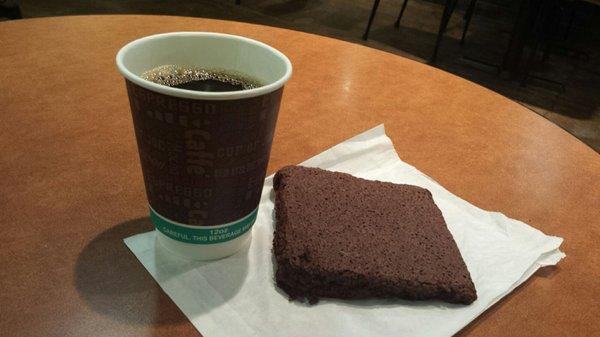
[116,32,292,100]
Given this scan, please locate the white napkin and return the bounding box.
[124,124,564,337]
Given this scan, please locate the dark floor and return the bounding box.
[6,0,600,152]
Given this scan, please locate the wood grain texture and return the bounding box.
[0,15,598,337]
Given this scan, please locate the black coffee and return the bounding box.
[173,79,243,92]
[141,65,262,92]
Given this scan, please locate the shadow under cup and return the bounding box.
[116,32,292,260]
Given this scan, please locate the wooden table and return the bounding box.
[1,15,598,337]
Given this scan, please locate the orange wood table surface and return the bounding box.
[1,15,599,337]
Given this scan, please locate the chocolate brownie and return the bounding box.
[273,166,477,305]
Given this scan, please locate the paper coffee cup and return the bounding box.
[116,32,292,260]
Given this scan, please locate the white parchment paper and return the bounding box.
[124,124,564,337]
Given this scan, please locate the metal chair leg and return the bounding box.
[564,1,576,40]
[500,0,529,74]
[461,0,477,45]
[363,0,381,40]
[520,39,540,86]
[394,0,410,29]
[431,0,458,63]
[520,0,548,86]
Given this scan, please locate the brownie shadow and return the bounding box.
[269,187,286,295]
[286,294,465,310]
[75,217,249,325]
[328,297,464,309]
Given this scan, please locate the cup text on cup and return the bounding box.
[185,130,213,175]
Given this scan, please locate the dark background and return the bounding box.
[5,0,600,151]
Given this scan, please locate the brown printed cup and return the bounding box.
[116,32,292,260]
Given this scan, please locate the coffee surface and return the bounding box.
[141,65,262,92]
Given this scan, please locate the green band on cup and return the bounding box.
[150,207,258,244]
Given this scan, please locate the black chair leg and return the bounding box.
[394,0,410,29]
[520,0,547,86]
[431,0,458,63]
[563,2,576,40]
[235,0,241,4]
[461,0,477,45]
[520,39,540,86]
[363,0,381,40]
[500,0,528,74]
[541,40,552,64]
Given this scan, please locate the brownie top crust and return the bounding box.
[273,165,477,304]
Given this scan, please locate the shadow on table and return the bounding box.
[74,217,187,325]
[75,216,250,325]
